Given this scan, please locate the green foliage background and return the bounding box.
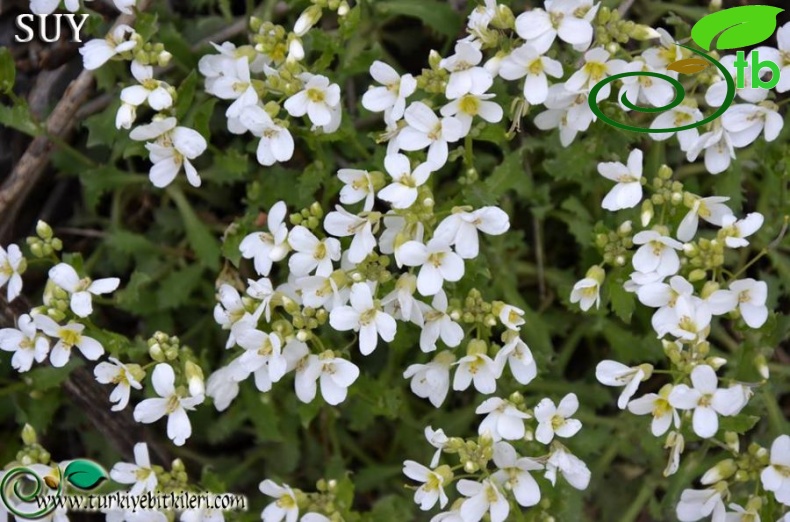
[1,0,789,520]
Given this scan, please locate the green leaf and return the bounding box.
[168,187,221,270]
[718,415,760,434]
[64,460,107,490]
[0,48,15,93]
[0,103,40,136]
[176,71,198,120]
[607,276,635,323]
[691,5,784,51]
[375,0,462,38]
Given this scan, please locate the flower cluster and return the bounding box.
[400,393,590,522]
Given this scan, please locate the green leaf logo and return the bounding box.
[63,460,107,490]
[691,5,784,51]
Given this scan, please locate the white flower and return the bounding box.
[378,154,433,210]
[133,363,203,446]
[722,503,760,522]
[113,0,137,14]
[240,201,290,276]
[632,230,683,276]
[425,426,448,468]
[94,357,143,411]
[476,397,530,441]
[301,514,329,522]
[491,442,543,507]
[664,431,685,477]
[233,328,287,392]
[238,105,294,166]
[382,273,424,325]
[180,508,224,522]
[570,277,601,311]
[439,79,503,135]
[399,239,464,296]
[564,47,627,96]
[31,0,79,14]
[211,56,258,118]
[403,352,454,408]
[34,315,104,367]
[440,41,492,99]
[534,393,582,444]
[627,385,680,436]
[534,86,596,146]
[618,60,678,110]
[661,297,712,341]
[205,366,240,412]
[287,226,340,277]
[49,263,120,318]
[595,360,648,409]
[668,365,747,439]
[677,196,733,242]
[109,442,157,496]
[453,349,501,395]
[720,213,763,248]
[337,168,375,211]
[545,444,591,490]
[362,61,416,125]
[213,284,249,348]
[294,351,360,405]
[433,207,509,259]
[403,461,449,510]
[297,274,348,311]
[494,333,537,385]
[398,102,464,168]
[329,282,396,355]
[642,28,683,69]
[80,25,138,70]
[676,487,727,522]
[722,103,783,148]
[686,121,736,175]
[260,480,298,522]
[498,304,525,331]
[729,278,769,328]
[418,291,464,352]
[514,0,599,52]
[323,206,378,263]
[0,314,48,373]
[130,118,207,188]
[597,149,643,211]
[759,25,790,92]
[0,244,25,302]
[457,479,509,522]
[498,44,563,105]
[649,104,703,151]
[121,61,173,112]
[761,435,790,505]
[284,74,341,127]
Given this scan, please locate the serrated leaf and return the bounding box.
[718,415,760,434]
[0,104,40,136]
[64,460,107,490]
[157,264,205,309]
[691,5,784,51]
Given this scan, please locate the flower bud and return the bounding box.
[724,431,740,454]
[149,342,165,362]
[428,50,442,70]
[658,164,673,180]
[294,5,322,36]
[337,1,349,16]
[185,361,205,396]
[754,353,769,379]
[467,339,488,356]
[639,199,654,227]
[630,24,661,40]
[36,221,53,240]
[700,458,737,485]
[688,269,707,282]
[21,424,38,446]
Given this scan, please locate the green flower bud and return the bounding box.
[21,424,38,446]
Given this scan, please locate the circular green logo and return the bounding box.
[588,44,736,133]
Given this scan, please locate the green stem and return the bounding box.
[621,479,655,522]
